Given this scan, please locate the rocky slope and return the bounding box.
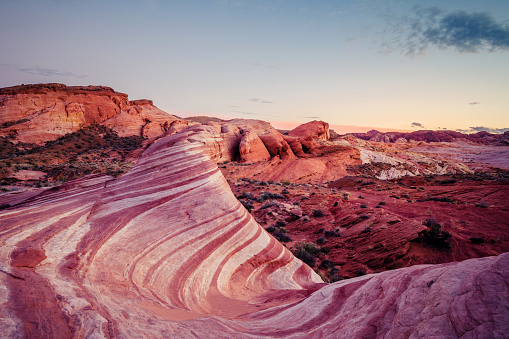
[1,123,508,338]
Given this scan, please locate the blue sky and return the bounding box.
[1,0,508,132]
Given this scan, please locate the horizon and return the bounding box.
[1,1,508,134]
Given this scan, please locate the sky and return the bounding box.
[1,0,508,133]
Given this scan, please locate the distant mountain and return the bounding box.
[351,129,509,145]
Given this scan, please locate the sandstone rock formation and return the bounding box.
[1,123,508,338]
[0,83,178,143]
[288,120,330,141]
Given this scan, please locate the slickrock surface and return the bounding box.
[0,83,178,143]
[1,124,508,338]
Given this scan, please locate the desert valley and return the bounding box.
[0,83,508,338]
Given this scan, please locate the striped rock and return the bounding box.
[1,124,508,338]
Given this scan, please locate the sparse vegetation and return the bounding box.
[475,201,489,208]
[292,242,322,267]
[421,217,452,250]
[316,236,327,245]
[312,209,324,217]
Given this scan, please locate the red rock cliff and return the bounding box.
[0,83,178,143]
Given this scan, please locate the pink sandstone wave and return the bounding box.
[1,124,508,338]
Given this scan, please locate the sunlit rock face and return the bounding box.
[0,83,178,143]
[1,124,508,338]
[288,120,330,141]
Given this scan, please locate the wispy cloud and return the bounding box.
[17,65,87,78]
[382,7,509,56]
[469,101,480,105]
[411,122,425,128]
[297,116,321,119]
[249,62,281,70]
[232,110,282,118]
[249,98,273,104]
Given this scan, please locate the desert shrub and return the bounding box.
[361,226,371,234]
[360,204,367,209]
[475,201,489,208]
[265,225,276,233]
[237,191,255,200]
[274,233,292,243]
[320,246,331,254]
[260,201,278,209]
[301,196,309,200]
[281,188,290,194]
[316,236,327,245]
[0,203,11,210]
[328,272,342,283]
[312,209,324,217]
[358,195,365,199]
[359,214,370,220]
[276,220,287,227]
[324,230,340,238]
[333,201,339,207]
[355,268,367,276]
[378,201,386,205]
[470,237,485,244]
[292,201,300,205]
[320,259,335,269]
[293,242,321,256]
[427,196,454,204]
[292,248,316,267]
[257,192,284,202]
[316,228,324,233]
[439,179,457,185]
[301,216,310,222]
[421,217,452,250]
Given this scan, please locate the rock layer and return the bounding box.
[1,124,508,338]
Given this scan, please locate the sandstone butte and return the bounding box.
[0,83,180,143]
[0,126,508,337]
[0,84,508,337]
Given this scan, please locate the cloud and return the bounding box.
[297,116,321,119]
[249,98,273,104]
[249,62,281,70]
[470,126,509,134]
[232,110,282,118]
[17,66,87,78]
[383,7,509,55]
[411,122,425,128]
[469,101,480,105]
[455,126,509,134]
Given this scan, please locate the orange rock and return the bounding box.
[0,83,178,143]
[288,120,330,140]
[238,130,271,163]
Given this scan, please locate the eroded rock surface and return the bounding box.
[1,124,508,338]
